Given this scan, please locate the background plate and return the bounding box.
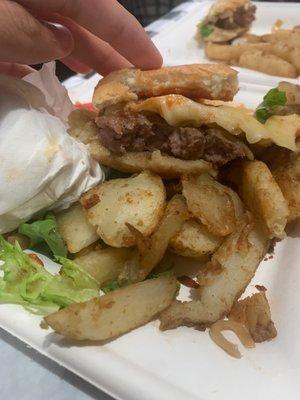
[153,1,300,86]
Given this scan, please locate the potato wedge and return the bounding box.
[56,203,99,253]
[169,219,222,258]
[119,195,189,283]
[45,276,178,341]
[81,171,166,247]
[182,173,243,236]
[159,215,269,330]
[89,141,214,179]
[262,148,300,222]
[74,247,132,285]
[238,51,297,78]
[205,42,271,63]
[241,160,289,238]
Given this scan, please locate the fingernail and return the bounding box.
[45,22,74,56]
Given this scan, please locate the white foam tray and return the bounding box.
[1,2,300,400]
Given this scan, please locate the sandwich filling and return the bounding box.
[96,106,250,167]
[214,5,256,30]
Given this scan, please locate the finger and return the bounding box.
[15,0,163,69]
[61,55,92,75]
[0,62,34,78]
[0,1,74,65]
[51,16,132,75]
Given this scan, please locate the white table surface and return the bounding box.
[0,2,200,399]
[0,327,113,400]
[0,70,112,398]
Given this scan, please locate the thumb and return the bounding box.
[0,1,74,64]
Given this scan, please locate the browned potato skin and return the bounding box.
[169,219,222,258]
[81,171,166,248]
[262,148,300,222]
[44,276,178,341]
[205,42,271,63]
[205,27,300,77]
[182,173,242,237]
[120,195,190,284]
[239,51,297,78]
[240,160,289,238]
[159,214,269,330]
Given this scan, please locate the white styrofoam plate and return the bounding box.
[1,78,300,400]
[1,2,300,399]
[153,1,300,86]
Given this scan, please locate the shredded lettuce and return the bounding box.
[255,88,287,123]
[0,236,99,314]
[198,22,214,38]
[18,212,67,258]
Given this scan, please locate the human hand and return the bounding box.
[0,0,162,77]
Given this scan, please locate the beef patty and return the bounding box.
[215,5,256,30]
[95,107,250,167]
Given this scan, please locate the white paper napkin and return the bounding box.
[0,63,104,233]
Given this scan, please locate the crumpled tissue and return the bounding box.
[0,62,103,233]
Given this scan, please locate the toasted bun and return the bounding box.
[93,64,238,110]
[201,0,255,43]
[207,0,250,18]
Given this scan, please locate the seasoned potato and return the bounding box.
[121,195,190,283]
[81,171,166,247]
[74,247,132,285]
[289,48,300,73]
[169,219,222,258]
[45,276,178,341]
[262,148,300,222]
[182,173,243,236]
[205,42,271,62]
[159,214,269,330]
[238,51,297,78]
[56,203,99,253]
[241,161,289,238]
[89,142,214,179]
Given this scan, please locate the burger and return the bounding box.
[198,0,256,43]
[71,64,299,179]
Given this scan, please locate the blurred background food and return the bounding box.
[32,0,297,81]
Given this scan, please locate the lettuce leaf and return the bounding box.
[18,212,67,258]
[255,88,287,123]
[0,236,99,314]
[198,22,214,38]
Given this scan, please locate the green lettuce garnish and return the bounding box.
[19,212,67,258]
[0,237,99,314]
[198,22,214,38]
[100,269,175,294]
[255,88,287,123]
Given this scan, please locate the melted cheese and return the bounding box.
[130,95,300,151]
